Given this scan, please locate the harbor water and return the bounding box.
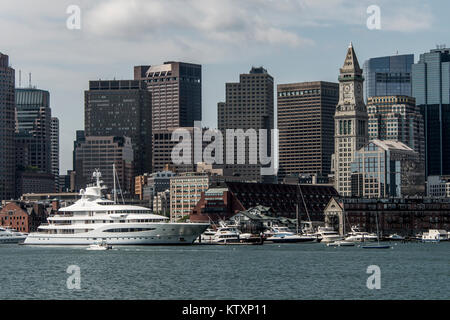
[0,242,449,300]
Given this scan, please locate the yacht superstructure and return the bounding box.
[0,227,27,243]
[24,170,209,245]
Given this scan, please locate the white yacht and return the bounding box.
[345,226,378,242]
[213,224,241,244]
[24,170,209,245]
[421,229,448,243]
[266,226,317,243]
[316,226,343,243]
[0,227,27,244]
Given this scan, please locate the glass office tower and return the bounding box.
[412,48,450,176]
[363,54,414,101]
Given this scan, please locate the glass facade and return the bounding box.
[412,48,450,176]
[363,54,414,101]
[351,141,425,198]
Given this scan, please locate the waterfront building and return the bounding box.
[85,80,152,175]
[152,190,170,216]
[136,171,175,201]
[169,172,209,221]
[74,136,134,193]
[190,182,338,223]
[0,201,50,233]
[134,62,202,131]
[367,95,425,162]
[324,197,450,236]
[412,47,450,176]
[350,140,425,198]
[0,53,15,201]
[427,175,450,198]
[218,67,275,183]
[277,81,339,181]
[363,54,414,100]
[51,117,59,191]
[15,88,52,175]
[332,43,369,196]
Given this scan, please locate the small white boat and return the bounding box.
[266,227,316,243]
[345,226,378,242]
[86,241,112,251]
[388,234,405,241]
[327,240,355,247]
[316,226,343,243]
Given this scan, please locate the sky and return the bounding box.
[0,0,448,174]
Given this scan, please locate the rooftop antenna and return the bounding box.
[19,70,21,87]
[28,72,32,88]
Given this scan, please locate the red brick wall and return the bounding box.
[0,202,30,233]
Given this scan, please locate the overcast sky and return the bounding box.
[1,0,447,173]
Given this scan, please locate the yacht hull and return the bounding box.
[23,223,209,246]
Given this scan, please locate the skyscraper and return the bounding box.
[74,136,134,192]
[277,81,339,181]
[218,67,275,182]
[363,54,414,100]
[134,61,202,131]
[332,43,368,196]
[0,52,15,200]
[85,80,152,175]
[51,117,59,191]
[412,47,450,176]
[367,95,425,162]
[15,88,52,175]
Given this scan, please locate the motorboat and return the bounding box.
[316,226,343,243]
[345,226,378,242]
[387,234,405,241]
[86,240,112,251]
[212,225,241,244]
[421,229,448,243]
[327,240,355,247]
[24,169,209,245]
[0,227,28,244]
[266,226,317,243]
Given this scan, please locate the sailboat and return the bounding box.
[362,212,391,249]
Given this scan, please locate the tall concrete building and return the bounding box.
[134,61,202,131]
[218,67,275,182]
[363,54,414,101]
[51,117,59,191]
[85,80,152,175]
[15,88,52,175]
[74,136,134,193]
[0,52,16,200]
[332,43,368,196]
[412,47,450,177]
[277,81,339,181]
[367,95,425,162]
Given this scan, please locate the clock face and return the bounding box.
[344,85,350,93]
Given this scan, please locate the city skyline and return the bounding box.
[2,0,449,173]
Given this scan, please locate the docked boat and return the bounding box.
[421,229,448,243]
[316,226,343,243]
[387,234,405,241]
[23,170,209,245]
[327,240,355,247]
[196,228,217,243]
[344,226,378,242]
[0,227,27,244]
[266,227,317,243]
[212,225,241,244]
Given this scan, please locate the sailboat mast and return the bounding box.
[113,163,117,204]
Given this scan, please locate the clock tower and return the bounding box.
[332,43,368,196]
